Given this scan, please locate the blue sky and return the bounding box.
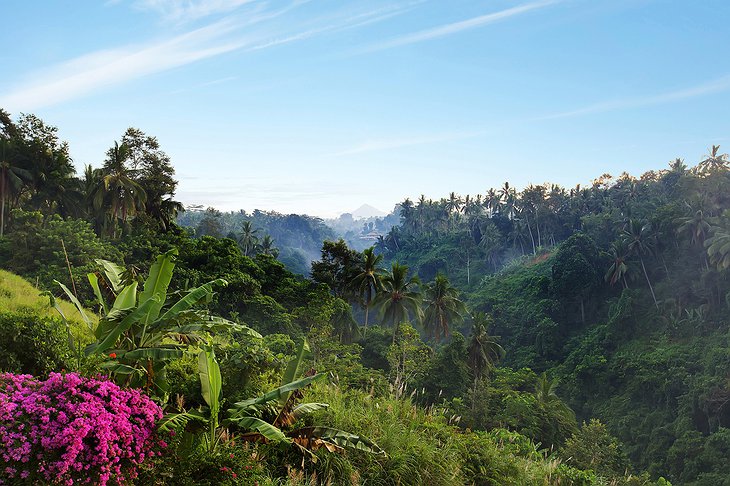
[2,0,729,217]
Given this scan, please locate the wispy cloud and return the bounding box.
[363,0,560,52]
[0,2,415,112]
[539,74,730,119]
[329,130,486,157]
[129,0,259,23]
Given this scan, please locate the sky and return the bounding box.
[2,0,730,218]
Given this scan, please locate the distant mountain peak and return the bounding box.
[350,204,386,219]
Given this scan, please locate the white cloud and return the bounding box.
[0,2,416,112]
[329,130,486,157]
[363,0,560,52]
[540,74,730,119]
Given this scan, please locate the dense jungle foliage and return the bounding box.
[0,108,726,484]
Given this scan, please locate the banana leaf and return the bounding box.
[88,296,160,354]
[229,373,325,416]
[280,338,311,406]
[87,273,108,314]
[54,280,91,327]
[95,259,125,294]
[139,249,177,325]
[289,426,385,455]
[229,416,288,442]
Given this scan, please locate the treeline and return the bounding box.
[378,150,730,289]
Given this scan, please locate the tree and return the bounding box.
[0,137,30,237]
[422,274,467,342]
[706,212,730,270]
[311,239,363,300]
[467,312,505,406]
[195,207,223,237]
[258,234,279,257]
[350,247,384,328]
[373,262,423,342]
[622,218,658,308]
[238,220,260,256]
[696,145,729,175]
[605,240,630,288]
[93,141,147,238]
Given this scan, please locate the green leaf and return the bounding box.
[112,282,138,312]
[158,409,210,432]
[156,279,227,323]
[87,273,108,314]
[229,416,288,442]
[96,259,125,294]
[91,296,160,354]
[289,426,386,455]
[280,338,311,406]
[229,374,325,416]
[139,249,177,325]
[199,348,222,414]
[292,402,329,419]
[54,280,90,327]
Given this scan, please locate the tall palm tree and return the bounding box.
[706,215,730,270]
[623,219,658,308]
[677,204,711,247]
[350,247,384,328]
[422,274,467,342]
[373,263,423,342]
[93,142,146,238]
[467,312,505,407]
[238,220,260,256]
[0,138,31,237]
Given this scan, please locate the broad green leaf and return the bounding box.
[92,296,160,354]
[140,249,177,325]
[112,282,138,312]
[280,338,311,406]
[54,280,90,327]
[158,409,210,432]
[99,362,139,375]
[229,416,288,442]
[289,426,386,455]
[96,259,125,294]
[292,402,329,419]
[230,374,325,416]
[198,348,222,414]
[87,273,108,314]
[156,279,227,323]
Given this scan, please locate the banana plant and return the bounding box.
[158,345,224,453]
[227,339,386,458]
[159,339,385,460]
[56,249,260,398]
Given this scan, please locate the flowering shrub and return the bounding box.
[0,372,163,485]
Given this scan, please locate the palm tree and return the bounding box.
[677,204,711,247]
[93,142,147,238]
[373,262,423,342]
[697,145,729,175]
[605,241,630,288]
[0,137,31,236]
[258,234,278,257]
[706,215,730,270]
[350,247,384,328]
[622,219,658,308]
[467,312,505,407]
[238,220,259,256]
[422,274,467,342]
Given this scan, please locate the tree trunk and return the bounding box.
[364,305,369,328]
[580,298,585,324]
[640,256,658,308]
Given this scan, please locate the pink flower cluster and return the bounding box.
[0,372,163,485]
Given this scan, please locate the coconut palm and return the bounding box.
[238,220,260,256]
[706,215,730,270]
[0,137,31,236]
[605,240,630,288]
[350,247,384,328]
[258,234,279,257]
[467,312,505,407]
[696,145,729,175]
[422,274,467,342]
[677,204,711,247]
[93,142,147,238]
[622,219,658,308]
[373,263,423,342]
